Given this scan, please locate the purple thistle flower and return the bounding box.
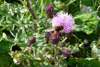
[52,12,75,33]
[62,49,71,57]
[45,4,55,18]
[49,34,59,44]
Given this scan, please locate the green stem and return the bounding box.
[51,44,54,67]
[54,45,58,66]
[51,44,58,67]
[54,45,57,61]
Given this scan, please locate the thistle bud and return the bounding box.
[62,49,71,57]
[49,34,59,44]
[66,31,73,38]
[56,49,62,55]
[45,32,51,41]
[61,42,66,47]
[27,36,36,46]
[83,39,90,46]
[45,4,55,18]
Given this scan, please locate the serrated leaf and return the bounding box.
[74,13,98,34]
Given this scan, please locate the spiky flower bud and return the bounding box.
[66,31,73,37]
[61,42,66,47]
[49,34,59,44]
[45,32,51,41]
[27,36,36,46]
[45,4,55,18]
[56,49,62,55]
[83,39,89,46]
[63,49,71,57]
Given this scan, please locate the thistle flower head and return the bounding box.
[27,36,36,46]
[45,4,55,18]
[49,34,59,44]
[46,4,53,10]
[62,49,71,57]
[52,12,75,33]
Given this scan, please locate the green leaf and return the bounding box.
[74,13,98,34]
[0,8,8,16]
[69,58,100,67]
[0,40,12,53]
[81,0,97,6]
[94,21,100,34]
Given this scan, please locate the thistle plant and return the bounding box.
[62,49,71,57]
[9,36,36,66]
[1,0,99,67]
[49,34,59,44]
[45,5,75,66]
[52,12,75,34]
[9,3,75,66]
[45,4,55,18]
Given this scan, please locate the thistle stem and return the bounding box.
[60,37,67,44]
[51,44,58,67]
[25,0,37,32]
